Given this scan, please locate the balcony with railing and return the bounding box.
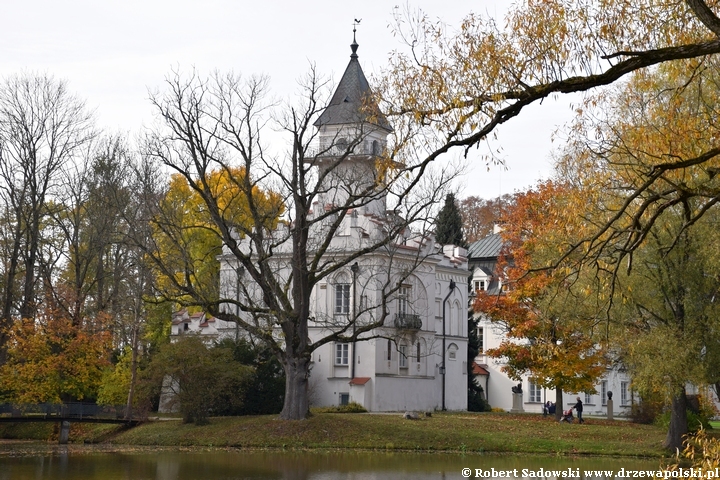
[394,313,422,331]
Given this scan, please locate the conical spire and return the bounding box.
[313,31,392,131]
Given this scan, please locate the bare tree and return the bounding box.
[121,157,162,419]
[141,53,462,419]
[0,73,94,362]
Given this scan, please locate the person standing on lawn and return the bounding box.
[574,397,584,424]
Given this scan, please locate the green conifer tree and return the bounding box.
[435,193,467,247]
[467,316,489,411]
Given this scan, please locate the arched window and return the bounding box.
[448,343,458,361]
[453,300,462,336]
[335,284,350,315]
[449,303,457,336]
[331,271,351,317]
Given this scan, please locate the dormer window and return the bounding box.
[473,266,493,293]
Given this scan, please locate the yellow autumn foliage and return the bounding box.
[151,167,283,305]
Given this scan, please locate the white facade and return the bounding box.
[468,233,635,417]
[211,216,470,412]
[298,245,470,412]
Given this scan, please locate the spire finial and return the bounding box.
[351,18,361,58]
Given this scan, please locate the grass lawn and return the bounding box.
[107,412,667,456]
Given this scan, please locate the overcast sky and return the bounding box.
[1,0,576,200]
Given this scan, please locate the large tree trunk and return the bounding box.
[279,197,313,421]
[20,209,41,321]
[664,388,688,451]
[0,223,23,366]
[280,355,311,420]
[555,387,563,421]
[125,325,139,420]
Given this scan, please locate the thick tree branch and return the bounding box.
[686,0,720,37]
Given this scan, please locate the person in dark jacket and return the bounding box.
[573,396,584,423]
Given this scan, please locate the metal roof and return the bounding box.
[467,233,503,259]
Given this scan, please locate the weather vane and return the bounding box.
[351,18,362,54]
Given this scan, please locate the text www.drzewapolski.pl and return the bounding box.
[460,468,720,479]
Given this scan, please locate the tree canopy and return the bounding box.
[458,195,515,243]
[552,51,720,449]
[383,1,720,160]
[378,1,720,264]
[0,305,112,403]
[474,182,610,418]
[139,336,252,425]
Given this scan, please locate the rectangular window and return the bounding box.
[621,381,629,405]
[398,286,411,316]
[601,381,608,406]
[478,327,484,353]
[335,343,349,365]
[474,280,486,291]
[339,393,349,405]
[399,344,408,368]
[335,284,350,315]
[529,381,541,403]
[585,393,592,404]
[416,342,421,362]
[387,339,392,361]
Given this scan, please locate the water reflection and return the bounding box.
[0,445,661,480]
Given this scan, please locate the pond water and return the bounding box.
[0,444,663,480]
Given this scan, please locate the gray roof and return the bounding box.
[314,40,392,131]
[467,233,504,259]
[474,266,494,276]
